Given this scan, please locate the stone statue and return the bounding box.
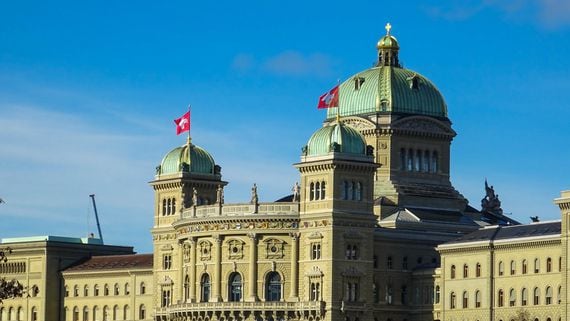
[292,182,300,202]
[192,188,198,207]
[481,180,503,215]
[216,185,224,204]
[250,183,258,205]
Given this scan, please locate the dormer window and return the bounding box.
[407,74,420,90]
[354,77,365,90]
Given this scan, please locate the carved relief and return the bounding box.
[341,117,375,130]
[199,240,212,261]
[264,238,285,259]
[227,239,245,260]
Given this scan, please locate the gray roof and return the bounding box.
[444,221,561,245]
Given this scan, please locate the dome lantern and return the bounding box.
[377,22,400,67]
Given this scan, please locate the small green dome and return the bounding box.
[377,34,399,49]
[157,143,216,176]
[304,122,367,157]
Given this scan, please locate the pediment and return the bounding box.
[392,116,455,136]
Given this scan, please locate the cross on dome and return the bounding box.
[385,22,392,35]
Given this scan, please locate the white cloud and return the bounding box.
[231,51,336,78]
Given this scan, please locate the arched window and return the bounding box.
[522,259,528,274]
[31,306,37,321]
[114,283,120,296]
[167,199,171,215]
[94,284,100,296]
[423,150,430,172]
[533,287,540,305]
[463,264,468,278]
[476,263,481,277]
[184,275,190,302]
[342,181,349,200]
[228,272,242,302]
[82,306,89,321]
[83,285,89,296]
[112,305,119,321]
[8,307,13,321]
[547,257,552,272]
[462,291,468,308]
[123,305,130,320]
[265,272,281,301]
[431,151,438,173]
[315,182,320,200]
[355,182,362,201]
[309,182,315,200]
[0,308,4,321]
[17,307,22,321]
[321,181,326,199]
[125,283,130,295]
[103,306,109,321]
[522,288,528,306]
[104,284,109,296]
[534,258,540,273]
[407,149,414,171]
[475,290,481,307]
[450,292,456,309]
[73,307,79,321]
[435,285,440,304]
[509,288,516,306]
[348,181,354,200]
[499,261,504,276]
[386,285,393,304]
[387,256,393,269]
[558,285,562,304]
[546,286,553,305]
[373,282,379,302]
[450,265,456,279]
[510,260,516,275]
[310,282,321,301]
[201,274,211,302]
[139,305,146,320]
[559,257,562,272]
[498,289,504,307]
[414,150,421,171]
[400,148,406,171]
[93,306,99,321]
[172,198,176,214]
[140,282,146,295]
[162,199,166,216]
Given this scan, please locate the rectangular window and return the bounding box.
[163,255,172,270]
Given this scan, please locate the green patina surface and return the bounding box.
[326,66,448,119]
[159,144,215,175]
[306,123,366,156]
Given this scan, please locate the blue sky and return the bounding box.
[1,0,569,253]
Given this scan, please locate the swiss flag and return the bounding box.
[317,85,339,109]
[174,111,191,135]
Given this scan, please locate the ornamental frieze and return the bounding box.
[175,220,299,236]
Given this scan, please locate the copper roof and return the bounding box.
[65,254,153,272]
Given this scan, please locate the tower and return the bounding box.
[325,24,467,218]
[150,137,226,308]
[556,190,570,319]
[295,120,378,321]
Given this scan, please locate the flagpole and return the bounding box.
[187,104,192,168]
[336,79,341,123]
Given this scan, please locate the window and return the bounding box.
[167,199,171,215]
[103,306,109,321]
[346,282,360,302]
[476,263,481,277]
[400,149,406,171]
[522,259,528,274]
[450,265,456,279]
[560,257,562,272]
[311,243,321,260]
[315,182,320,200]
[184,275,190,301]
[558,285,562,304]
[125,283,130,295]
[31,307,37,321]
[499,261,504,276]
[435,286,440,304]
[534,287,540,305]
[522,288,528,306]
[310,282,320,301]
[228,272,242,302]
[123,305,130,320]
[346,245,358,260]
[104,284,109,296]
[407,149,414,171]
[450,292,456,309]
[509,288,516,306]
[510,260,516,275]
[73,307,79,321]
[403,257,408,270]
[17,307,22,321]
[114,283,120,296]
[475,290,481,308]
[387,256,393,269]
[355,182,362,201]
[113,305,118,320]
[162,199,166,216]
[414,150,421,171]
[163,254,172,270]
[139,305,146,320]
[431,151,439,173]
[498,289,504,307]
[161,289,171,307]
[401,285,407,305]
[462,291,468,308]
[265,272,281,301]
[463,264,468,278]
[94,284,100,296]
[84,285,89,296]
[309,182,315,201]
[386,285,393,304]
[172,198,176,214]
[140,282,146,295]
[93,306,99,321]
[547,257,552,272]
[546,286,552,305]
[373,255,378,268]
[201,274,211,302]
[321,181,326,199]
[423,150,430,172]
[373,283,379,302]
[83,307,89,321]
[534,258,540,273]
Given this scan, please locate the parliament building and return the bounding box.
[1,27,570,321]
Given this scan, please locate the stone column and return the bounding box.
[178,241,184,301]
[189,238,197,302]
[213,234,223,302]
[289,232,299,301]
[247,233,258,301]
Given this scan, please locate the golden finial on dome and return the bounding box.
[385,22,392,35]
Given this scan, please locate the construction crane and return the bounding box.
[88,194,104,243]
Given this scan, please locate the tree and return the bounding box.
[0,248,24,302]
[510,308,531,321]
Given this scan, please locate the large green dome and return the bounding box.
[326,28,447,119]
[304,122,367,157]
[157,143,216,176]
